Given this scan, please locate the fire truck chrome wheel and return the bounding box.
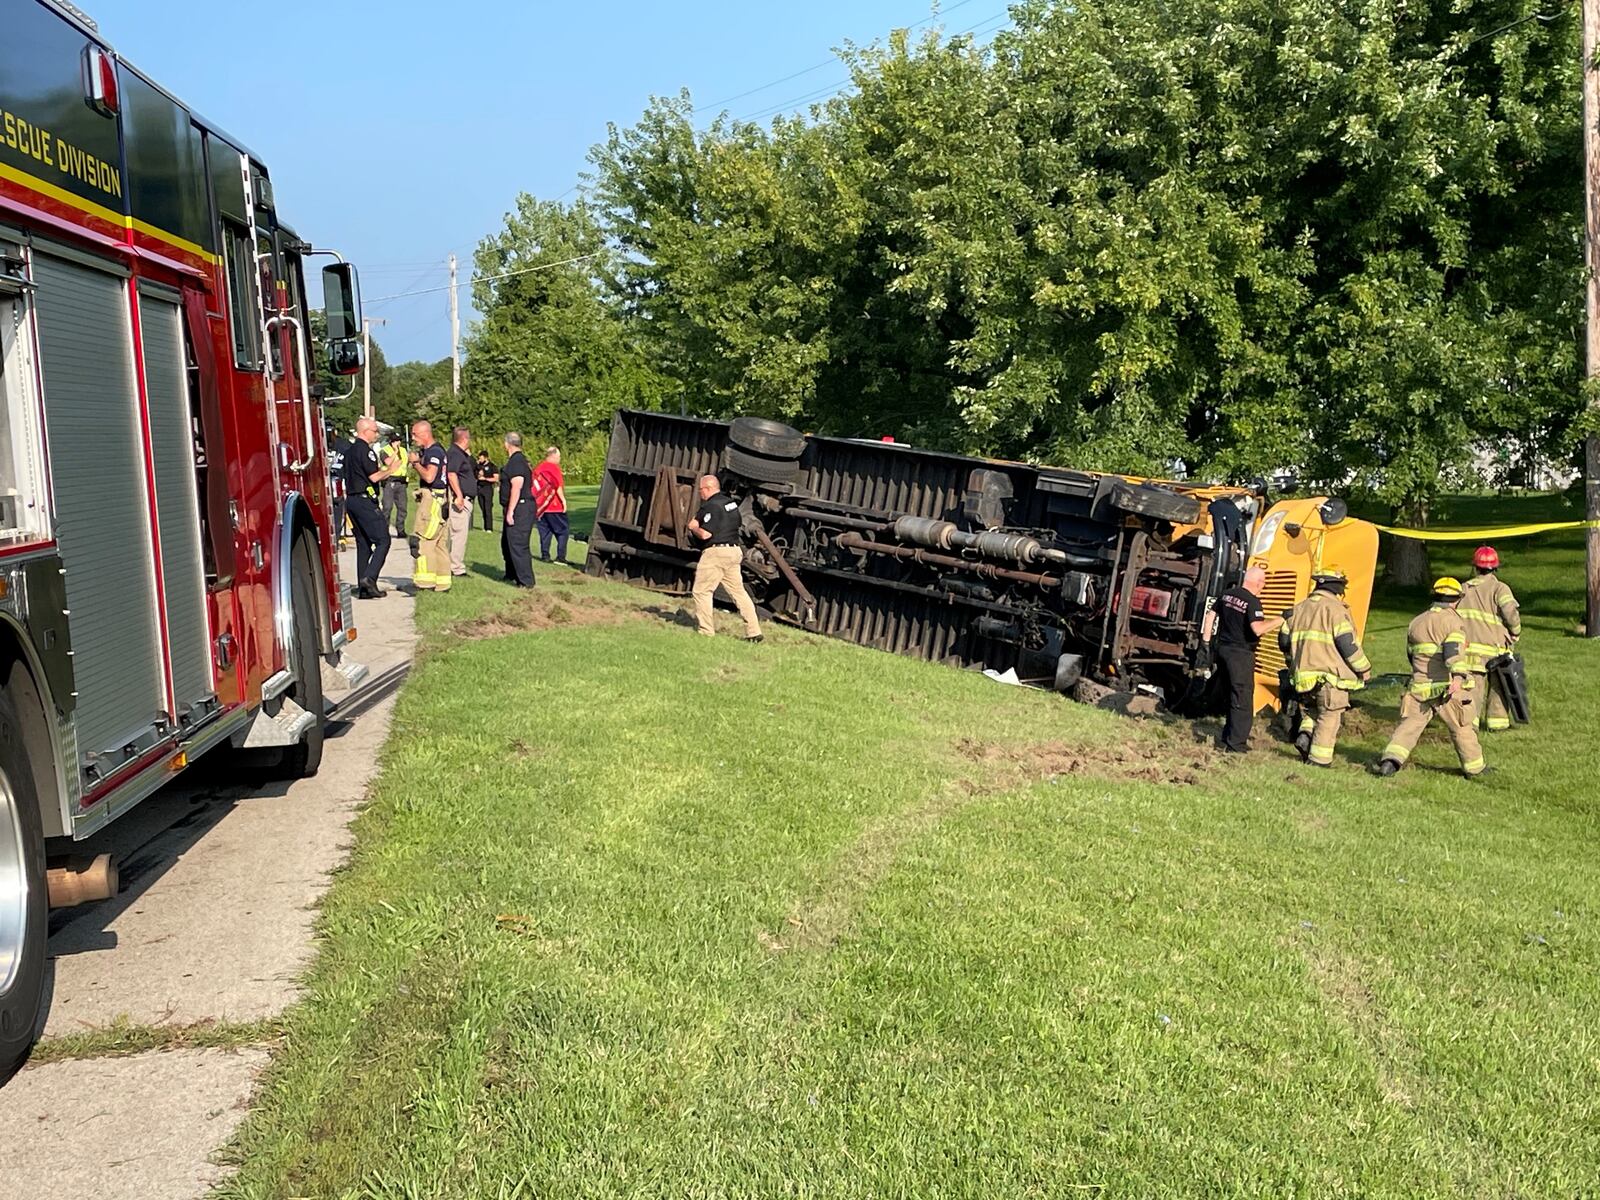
[0,685,49,1078]
[0,768,26,998]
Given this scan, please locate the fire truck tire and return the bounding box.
[724,445,800,485]
[275,550,325,779]
[728,416,806,460]
[0,687,49,1081]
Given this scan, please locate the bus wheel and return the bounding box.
[275,548,325,780]
[0,687,49,1081]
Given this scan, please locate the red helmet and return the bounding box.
[1473,545,1500,570]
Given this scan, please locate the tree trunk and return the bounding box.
[1385,499,1431,588]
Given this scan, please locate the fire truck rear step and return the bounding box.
[320,657,370,695]
[240,698,317,749]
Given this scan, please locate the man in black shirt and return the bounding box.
[1212,565,1281,752]
[687,474,761,641]
[475,451,498,531]
[499,432,535,587]
[343,416,398,598]
[445,426,476,579]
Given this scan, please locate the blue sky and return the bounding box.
[92,0,1009,363]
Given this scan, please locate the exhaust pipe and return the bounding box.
[892,516,1071,567]
[47,854,118,909]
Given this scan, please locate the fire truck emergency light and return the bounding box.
[83,45,118,117]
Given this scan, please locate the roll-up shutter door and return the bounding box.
[139,286,213,719]
[33,251,166,765]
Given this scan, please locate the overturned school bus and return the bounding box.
[585,411,1379,713]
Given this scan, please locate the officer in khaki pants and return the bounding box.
[444,426,476,578]
[687,474,762,642]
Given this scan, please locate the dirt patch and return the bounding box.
[953,735,1213,789]
[448,590,639,639]
[1300,939,1417,1109]
[1336,705,1383,737]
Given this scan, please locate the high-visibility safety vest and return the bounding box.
[1457,573,1520,672]
[1405,603,1474,699]
[382,441,408,481]
[1281,589,1372,693]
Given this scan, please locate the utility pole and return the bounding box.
[448,253,461,396]
[362,316,388,420]
[1585,0,1600,634]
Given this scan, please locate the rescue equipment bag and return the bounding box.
[1485,652,1530,724]
[1277,668,1303,734]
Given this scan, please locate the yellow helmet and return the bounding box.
[1432,576,1463,598]
[1311,568,1348,587]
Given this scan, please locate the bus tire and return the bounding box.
[724,445,800,485]
[728,417,805,460]
[274,546,325,780]
[0,686,50,1081]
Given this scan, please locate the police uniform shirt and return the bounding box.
[446,444,477,499]
[696,491,741,547]
[1217,584,1267,647]
[418,443,449,492]
[329,437,350,491]
[345,439,383,500]
[500,451,531,508]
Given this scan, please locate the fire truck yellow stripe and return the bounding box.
[0,160,220,266]
[127,216,219,265]
[0,158,124,226]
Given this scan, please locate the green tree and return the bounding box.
[459,195,669,451]
[384,358,453,431]
[577,1,1589,583]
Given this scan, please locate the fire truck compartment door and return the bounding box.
[138,284,213,720]
[33,250,166,770]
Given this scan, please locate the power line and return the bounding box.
[357,261,454,272]
[364,252,605,304]
[694,0,983,117]
[731,9,1011,124]
[739,78,855,123]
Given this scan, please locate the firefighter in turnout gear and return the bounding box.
[409,420,452,592]
[1278,569,1372,767]
[1459,545,1522,731]
[1376,578,1486,778]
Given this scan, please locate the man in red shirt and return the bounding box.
[532,445,570,565]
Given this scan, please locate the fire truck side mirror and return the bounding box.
[328,339,364,377]
[322,262,362,342]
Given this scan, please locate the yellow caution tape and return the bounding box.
[1373,519,1600,541]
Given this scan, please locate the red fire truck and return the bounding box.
[0,0,368,1073]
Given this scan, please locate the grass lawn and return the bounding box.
[219,487,1600,1198]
